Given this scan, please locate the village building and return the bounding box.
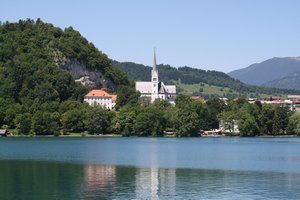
[84,89,117,109]
[135,51,177,103]
[219,120,240,133]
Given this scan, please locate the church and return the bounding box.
[135,51,177,104]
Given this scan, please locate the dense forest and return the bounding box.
[113,61,300,96]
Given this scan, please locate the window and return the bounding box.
[153,78,157,81]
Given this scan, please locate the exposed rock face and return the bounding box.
[62,60,116,90]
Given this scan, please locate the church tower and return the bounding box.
[151,49,159,102]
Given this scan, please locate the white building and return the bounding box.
[84,89,117,109]
[135,51,176,103]
[219,120,240,133]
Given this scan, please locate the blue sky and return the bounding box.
[1,0,300,72]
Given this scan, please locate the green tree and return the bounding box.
[272,106,290,134]
[238,112,259,136]
[115,108,138,136]
[173,108,200,137]
[133,107,166,136]
[206,98,226,129]
[84,106,115,134]
[32,111,60,135]
[14,113,32,134]
[287,112,300,135]
[115,85,140,109]
[175,94,192,109]
[61,109,86,133]
[259,104,275,134]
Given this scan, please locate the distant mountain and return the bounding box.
[263,72,300,90]
[228,57,300,86]
[113,61,300,97]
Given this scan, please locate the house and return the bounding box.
[135,50,177,104]
[0,129,8,137]
[84,89,117,109]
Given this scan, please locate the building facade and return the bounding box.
[84,89,117,109]
[135,51,176,103]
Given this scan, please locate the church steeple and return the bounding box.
[151,48,158,83]
[153,48,157,71]
[151,48,159,102]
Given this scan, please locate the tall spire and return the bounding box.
[153,48,157,71]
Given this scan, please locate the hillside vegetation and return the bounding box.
[0,19,129,134]
[113,61,300,98]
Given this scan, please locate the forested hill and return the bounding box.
[0,19,129,97]
[113,61,300,96]
[0,19,130,133]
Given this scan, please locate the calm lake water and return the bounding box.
[0,137,300,199]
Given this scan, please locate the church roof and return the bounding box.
[136,81,176,95]
[136,82,152,94]
[165,85,176,94]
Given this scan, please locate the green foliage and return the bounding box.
[14,113,32,135]
[0,19,129,135]
[272,106,290,134]
[115,85,140,110]
[206,98,226,129]
[287,112,300,134]
[175,94,192,109]
[133,107,166,136]
[84,106,116,134]
[173,95,201,136]
[115,107,138,136]
[32,111,60,135]
[238,112,259,136]
[259,104,275,134]
[218,98,292,136]
[61,109,86,133]
[173,108,200,137]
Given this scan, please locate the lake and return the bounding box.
[0,137,300,199]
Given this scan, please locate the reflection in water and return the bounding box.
[84,164,116,191]
[1,160,300,200]
[135,168,176,199]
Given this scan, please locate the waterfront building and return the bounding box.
[84,89,117,109]
[135,51,176,104]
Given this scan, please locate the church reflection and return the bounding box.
[135,168,176,199]
[82,164,177,199]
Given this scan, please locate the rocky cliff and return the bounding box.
[62,60,117,90]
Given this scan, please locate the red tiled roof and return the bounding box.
[111,95,117,102]
[85,90,111,97]
[85,89,117,101]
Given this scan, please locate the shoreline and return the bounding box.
[3,133,299,138]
